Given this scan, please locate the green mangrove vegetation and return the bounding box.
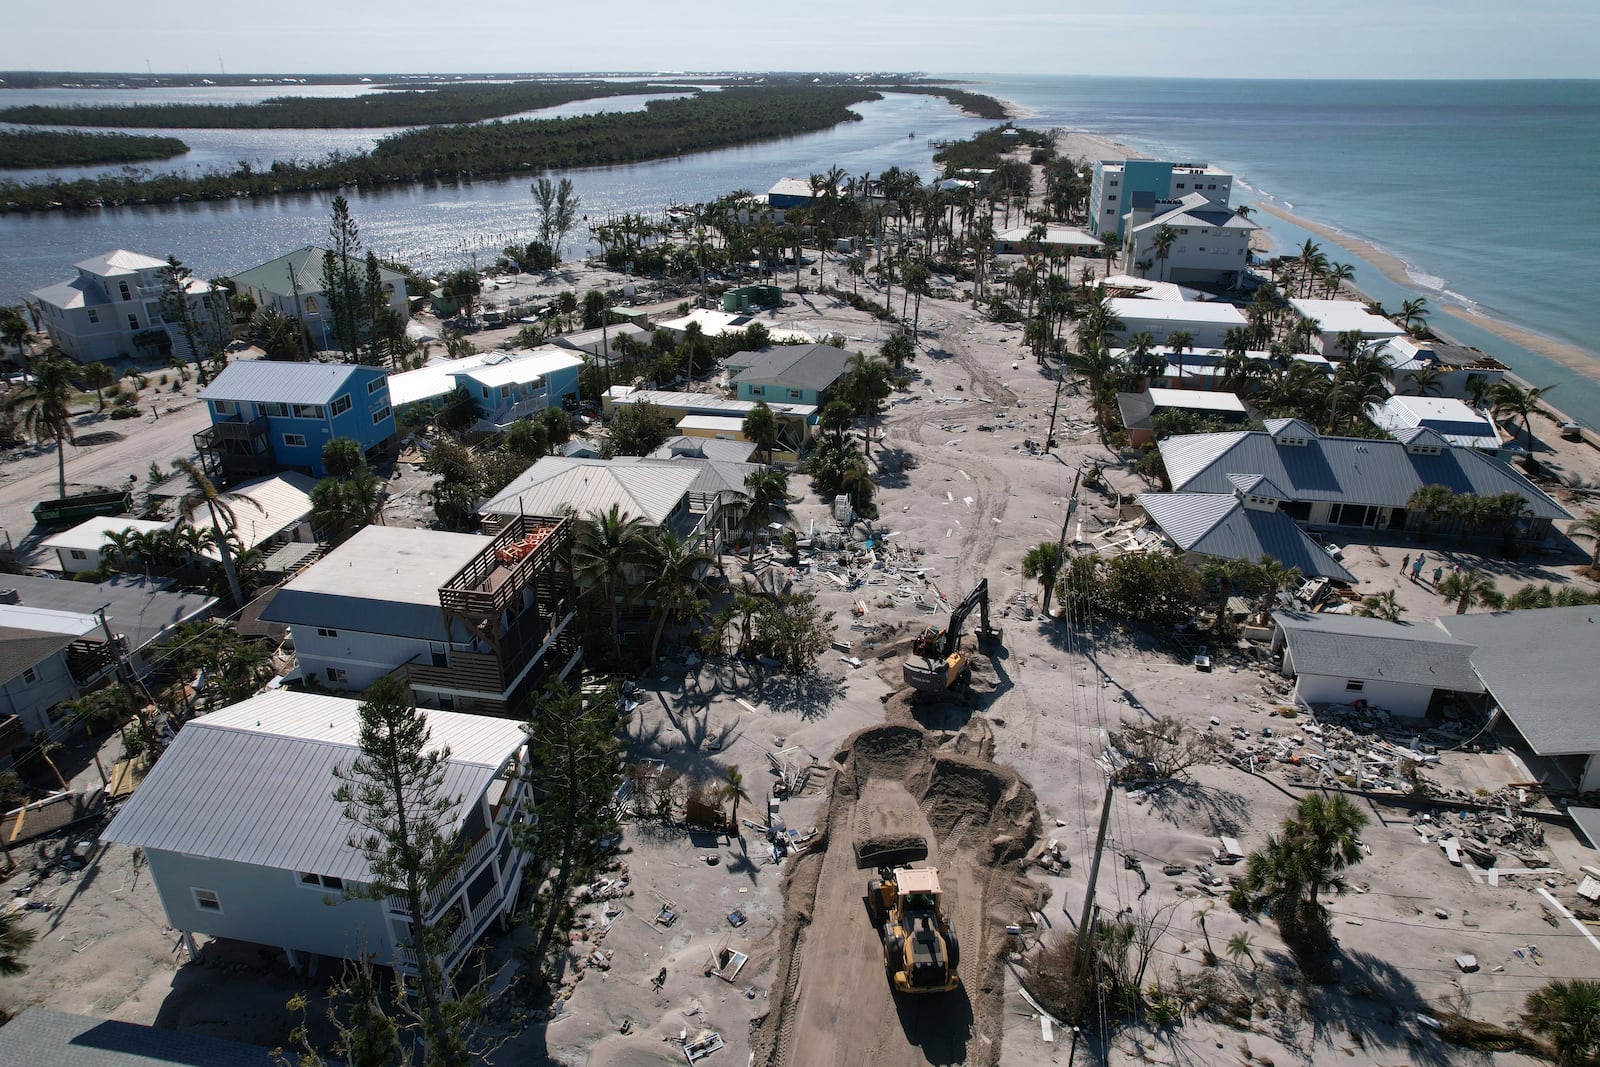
[0,81,649,129]
[0,85,881,213]
[0,129,189,168]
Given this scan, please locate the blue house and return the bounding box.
[727,343,854,407]
[195,361,396,479]
[386,347,584,432]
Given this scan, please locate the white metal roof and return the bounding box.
[994,225,1102,248]
[1144,388,1247,413]
[101,691,525,881]
[1273,611,1482,692]
[201,360,381,407]
[1368,396,1501,451]
[609,388,817,419]
[192,471,316,556]
[1289,299,1406,336]
[460,349,584,390]
[480,457,701,526]
[73,249,167,276]
[0,604,101,638]
[677,415,748,432]
[41,516,171,554]
[1109,299,1247,325]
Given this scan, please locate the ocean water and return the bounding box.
[964,76,1600,425]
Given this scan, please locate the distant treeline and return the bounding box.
[891,86,1010,121]
[0,129,189,168]
[0,81,652,129]
[0,86,880,212]
[933,126,1053,171]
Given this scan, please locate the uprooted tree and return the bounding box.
[1109,715,1224,784]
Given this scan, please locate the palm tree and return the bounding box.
[639,531,713,663]
[82,362,115,410]
[840,461,877,512]
[1402,364,1445,397]
[844,353,891,462]
[1568,509,1600,574]
[1021,541,1064,613]
[1358,590,1404,621]
[1099,233,1121,277]
[1398,297,1429,334]
[0,306,29,365]
[818,399,853,442]
[720,765,750,834]
[1164,330,1193,386]
[1125,332,1166,388]
[1295,239,1328,297]
[1224,931,1255,971]
[1490,380,1557,453]
[11,353,78,499]
[174,459,262,610]
[1201,557,1261,634]
[1438,569,1505,614]
[1230,792,1368,951]
[0,910,37,976]
[1321,262,1355,297]
[741,402,779,465]
[739,467,790,560]
[1151,225,1178,282]
[574,504,650,664]
[1406,484,1455,542]
[1524,978,1600,1067]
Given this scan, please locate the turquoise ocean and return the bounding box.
[961,76,1600,426]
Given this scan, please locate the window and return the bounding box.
[127,314,139,331]
[283,433,306,448]
[69,549,88,560]
[213,400,237,416]
[298,872,344,890]
[118,281,132,301]
[326,667,348,683]
[291,403,323,419]
[367,378,384,395]
[372,406,391,425]
[1175,182,1186,189]
[20,667,37,686]
[788,389,802,399]
[330,394,352,417]
[86,309,99,324]
[302,296,319,314]
[192,888,222,913]
[145,301,163,323]
[1207,183,1217,190]
[1107,194,1117,203]
[1344,680,1365,693]
[261,402,287,417]
[316,627,339,638]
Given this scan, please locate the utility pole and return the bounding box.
[1074,773,1115,979]
[287,261,311,361]
[1043,468,1081,615]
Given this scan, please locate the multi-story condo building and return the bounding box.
[30,249,228,364]
[1089,160,1234,237]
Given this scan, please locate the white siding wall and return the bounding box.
[0,654,78,734]
[1291,672,1434,719]
[290,624,445,693]
[145,850,397,965]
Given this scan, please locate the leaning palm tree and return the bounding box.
[740,467,791,560]
[574,504,651,664]
[1224,931,1256,971]
[1490,380,1557,453]
[12,353,78,499]
[1151,225,1177,282]
[1398,297,1430,334]
[0,910,37,976]
[174,459,262,610]
[1568,509,1600,574]
[1358,590,1404,622]
[720,765,750,833]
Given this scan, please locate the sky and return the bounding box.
[3,0,1599,79]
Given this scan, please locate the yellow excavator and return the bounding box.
[903,579,1002,692]
[867,865,960,993]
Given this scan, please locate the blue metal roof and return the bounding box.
[1139,493,1355,582]
[201,360,381,407]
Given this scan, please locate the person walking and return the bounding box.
[1433,565,1444,586]
[1401,553,1411,575]
[1412,552,1427,582]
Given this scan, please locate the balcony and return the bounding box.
[476,390,550,432]
[438,513,572,631]
[194,415,272,480]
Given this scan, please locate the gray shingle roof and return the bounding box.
[1272,611,1482,692]
[1159,429,1570,519]
[0,1008,281,1067]
[729,343,854,393]
[101,692,525,882]
[1435,606,1600,755]
[1139,494,1355,582]
[200,360,377,407]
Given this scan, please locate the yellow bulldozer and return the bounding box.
[867,865,960,994]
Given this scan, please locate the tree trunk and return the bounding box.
[531,726,579,978]
[208,504,246,609]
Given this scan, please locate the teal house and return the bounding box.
[1089,160,1234,238]
[196,361,396,480]
[728,343,854,407]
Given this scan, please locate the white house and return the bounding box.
[41,516,172,575]
[227,247,409,352]
[0,604,104,736]
[992,225,1104,258]
[1366,336,1509,401]
[1367,395,1507,457]
[261,520,578,714]
[101,691,537,975]
[1107,297,1248,350]
[1288,299,1406,356]
[1271,611,1481,719]
[387,347,583,432]
[1122,192,1258,286]
[30,250,228,364]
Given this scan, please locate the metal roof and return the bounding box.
[1289,299,1406,336]
[190,471,316,556]
[228,245,404,300]
[261,526,487,640]
[1435,607,1600,755]
[1272,611,1482,692]
[101,691,525,882]
[649,436,759,463]
[460,349,584,390]
[1139,494,1355,582]
[389,346,583,407]
[200,360,381,407]
[1369,396,1501,451]
[729,343,854,393]
[29,277,92,309]
[1226,472,1287,499]
[73,249,168,276]
[1568,806,1600,850]
[1158,429,1570,519]
[480,457,702,526]
[608,387,816,419]
[0,1008,280,1067]
[1108,299,1248,325]
[1145,387,1247,413]
[0,574,215,656]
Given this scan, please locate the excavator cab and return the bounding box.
[903,580,1001,693]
